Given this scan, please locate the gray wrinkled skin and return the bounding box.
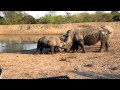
[64,27,112,53]
[37,36,66,54]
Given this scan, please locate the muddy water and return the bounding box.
[0,35,59,53]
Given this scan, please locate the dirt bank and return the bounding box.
[0,22,119,35]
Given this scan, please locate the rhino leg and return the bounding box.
[36,48,40,54]
[40,47,43,54]
[78,40,85,53]
[36,47,42,54]
[57,47,63,53]
[105,41,109,51]
[72,45,78,53]
[50,46,54,54]
[37,48,40,54]
[72,49,76,53]
[37,42,40,54]
[66,44,72,53]
[54,47,57,53]
[99,41,105,52]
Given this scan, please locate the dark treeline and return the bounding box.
[0,11,120,25]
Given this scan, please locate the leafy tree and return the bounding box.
[94,11,105,22]
[21,15,36,24]
[111,11,119,14]
[80,12,93,22]
[111,11,120,21]
[112,14,120,21]
[2,11,120,24]
[64,11,72,23]
[38,14,54,24]
[2,11,26,24]
[67,13,81,23]
[0,16,3,19]
[0,16,5,24]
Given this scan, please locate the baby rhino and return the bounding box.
[37,36,66,54]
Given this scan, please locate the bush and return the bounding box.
[36,12,117,24]
[21,15,36,24]
[0,11,120,25]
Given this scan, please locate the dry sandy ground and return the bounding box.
[0,28,120,79]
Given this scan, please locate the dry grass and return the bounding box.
[0,22,119,35]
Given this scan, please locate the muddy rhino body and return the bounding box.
[37,36,65,54]
[64,26,112,53]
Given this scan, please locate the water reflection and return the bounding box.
[0,35,59,53]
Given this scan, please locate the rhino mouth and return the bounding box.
[57,46,66,50]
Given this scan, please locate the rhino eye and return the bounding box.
[65,34,68,37]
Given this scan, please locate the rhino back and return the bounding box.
[83,29,100,45]
[72,29,99,45]
[47,36,61,46]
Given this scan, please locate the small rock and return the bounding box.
[109,67,118,70]
[59,58,67,61]
[74,67,78,71]
[83,64,93,67]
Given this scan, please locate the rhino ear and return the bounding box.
[66,34,68,37]
[108,31,112,34]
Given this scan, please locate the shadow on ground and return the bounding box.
[70,70,120,79]
[1,48,38,54]
[5,48,61,55]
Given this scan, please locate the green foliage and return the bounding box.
[21,15,36,24]
[0,16,3,19]
[0,11,36,25]
[0,11,120,25]
[112,14,120,21]
[0,16,5,25]
[37,11,120,24]
[111,11,119,14]
[79,13,94,22]
[2,11,26,25]
[37,14,65,24]
[93,12,113,22]
[111,11,120,21]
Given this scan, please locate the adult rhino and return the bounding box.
[37,36,66,54]
[64,25,113,53]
